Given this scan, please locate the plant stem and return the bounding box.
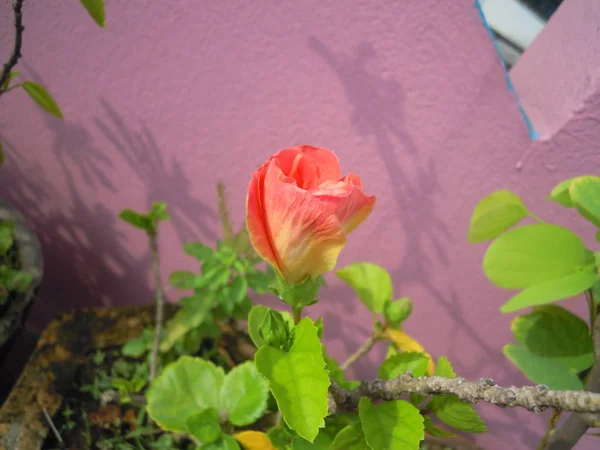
[528,212,546,224]
[293,306,302,324]
[537,410,562,450]
[0,0,25,98]
[340,331,382,371]
[148,231,166,382]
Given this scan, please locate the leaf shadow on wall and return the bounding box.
[307,38,541,445]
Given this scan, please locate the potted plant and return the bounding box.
[0,0,106,361]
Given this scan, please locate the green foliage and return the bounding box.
[248,305,294,348]
[383,297,413,326]
[570,175,600,228]
[255,317,330,442]
[336,262,393,314]
[20,81,63,118]
[482,224,596,312]
[330,424,370,450]
[428,357,487,434]
[186,409,221,443]
[146,357,268,433]
[546,178,577,207]
[270,273,324,309]
[200,435,241,450]
[359,397,424,450]
[258,308,293,350]
[160,293,215,352]
[0,221,15,254]
[503,305,593,390]
[79,0,106,27]
[119,202,169,233]
[378,352,429,380]
[468,190,528,242]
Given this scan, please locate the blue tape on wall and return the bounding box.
[474,0,540,139]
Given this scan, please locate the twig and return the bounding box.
[327,374,600,415]
[546,295,600,450]
[0,0,25,97]
[42,407,63,445]
[148,231,166,382]
[340,331,381,371]
[537,410,562,450]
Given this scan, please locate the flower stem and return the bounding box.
[293,306,303,325]
[340,331,382,371]
[148,231,166,383]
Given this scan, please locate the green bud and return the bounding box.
[384,297,413,326]
[258,309,292,349]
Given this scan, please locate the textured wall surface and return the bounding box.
[0,1,598,448]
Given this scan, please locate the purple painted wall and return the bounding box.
[0,0,598,448]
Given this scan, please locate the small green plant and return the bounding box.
[0,220,33,307]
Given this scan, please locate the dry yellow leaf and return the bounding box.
[383,328,435,375]
[233,430,276,450]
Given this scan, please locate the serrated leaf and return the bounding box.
[326,356,360,390]
[255,318,330,442]
[168,271,200,290]
[221,362,268,426]
[160,293,214,352]
[468,190,528,242]
[230,275,248,304]
[185,408,221,443]
[359,398,424,450]
[378,352,429,380]
[184,241,214,262]
[201,435,241,450]
[234,431,276,450]
[330,424,370,450]
[119,209,153,231]
[429,357,487,433]
[500,270,597,313]
[503,344,584,390]
[199,264,231,290]
[570,176,600,228]
[484,224,589,289]
[336,262,392,314]
[0,221,15,254]
[383,297,412,326]
[423,416,456,438]
[383,329,435,375]
[21,81,63,118]
[248,305,294,348]
[511,305,594,371]
[79,0,105,27]
[146,356,224,431]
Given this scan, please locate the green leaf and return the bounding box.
[429,357,487,433]
[596,231,600,243]
[378,352,429,380]
[336,262,392,314]
[546,178,577,208]
[119,209,153,231]
[150,201,169,221]
[168,271,199,290]
[325,356,360,390]
[79,0,106,27]
[259,309,293,350]
[500,270,597,313]
[330,424,370,450]
[4,270,33,292]
[383,297,412,326]
[267,426,293,448]
[1,71,19,90]
[0,221,15,254]
[122,337,147,357]
[198,264,231,290]
[184,241,214,262]
[468,190,528,242]
[247,305,294,348]
[229,275,248,304]
[20,82,63,118]
[359,398,424,450]
[221,362,269,426]
[160,293,214,352]
[483,224,589,289]
[503,344,584,390]
[430,396,487,434]
[185,408,221,444]
[570,176,600,228]
[200,435,241,450]
[511,305,594,371]
[255,318,330,442]
[423,416,455,438]
[146,356,224,432]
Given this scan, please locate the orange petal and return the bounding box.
[311,174,376,234]
[262,160,346,284]
[271,145,341,189]
[384,329,435,375]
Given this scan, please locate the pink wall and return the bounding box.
[0,1,598,448]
